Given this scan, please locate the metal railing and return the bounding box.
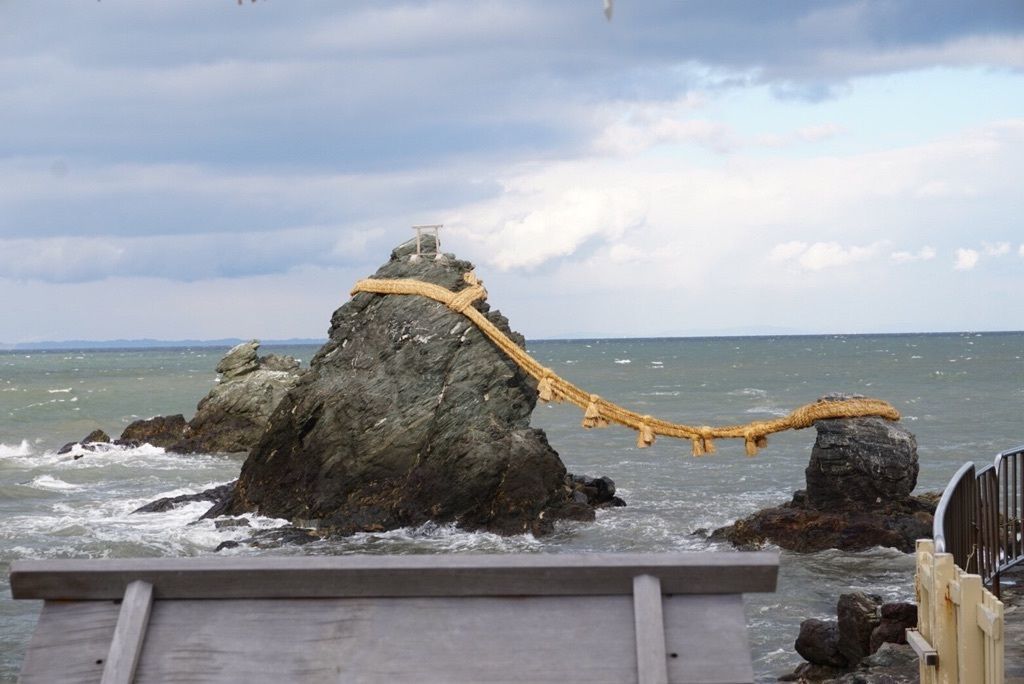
[934,445,1024,597]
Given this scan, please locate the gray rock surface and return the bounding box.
[117,414,188,449]
[795,619,847,668]
[221,236,597,535]
[836,592,882,665]
[172,341,304,454]
[710,397,931,553]
[807,413,918,510]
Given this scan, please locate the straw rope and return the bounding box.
[351,272,900,456]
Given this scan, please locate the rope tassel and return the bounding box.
[636,417,655,448]
[537,374,555,402]
[582,394,608,428]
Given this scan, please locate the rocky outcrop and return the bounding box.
[117,415,188,449]
[783,593,919,682]
[133,482,235,514]
[57,428,110,455]
[112,342,304,455]
[219,236,607,536]
[171,341,304,454]
[711,400,933,553]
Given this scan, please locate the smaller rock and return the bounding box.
[795,618,848,668]
[215,540,241,552]
[837,591,882,665]
[57,428,111,455]
[568,474,627,507]
[870,602,917,652]
[117,414,188,449]
[213,517,251,529]
[133,482,235,514]
[216,340,260,379]
[828,643,918,683]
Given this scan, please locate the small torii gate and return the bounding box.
[411,224,443,261]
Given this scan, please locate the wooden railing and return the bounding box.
[910,445,1023,683]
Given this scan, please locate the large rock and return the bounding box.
[221,236,596,535]
[807,414,918,510]
[711,400,933,553]
[172,342,305,454]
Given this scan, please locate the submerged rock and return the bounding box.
[133,482,235,514]
[711,405,932,553]
[58,428,110,455]
[221,236,603,536]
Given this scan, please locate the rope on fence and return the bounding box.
[351,272,900,457]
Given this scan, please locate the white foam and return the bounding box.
[27,475,81,491]
[47,388,73,394]
[614,358,631,364]
[0,440,33,458]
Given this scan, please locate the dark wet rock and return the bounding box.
[795,619,848,668]
[221,236,598,536]
[870,602,916,652]
[836,592,883,665]
[171,341,305,454]
[58,428,111,455]
[826,643,918,683]
[785,595,920,682]
[133,482,235,514]
[117,414,188,449]
[215,540,240,552]
[806,414,918,510]
[568,474,626,508]
[710,406,932,553]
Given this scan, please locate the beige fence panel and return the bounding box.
[912,538,1005,684]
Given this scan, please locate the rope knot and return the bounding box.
[692,427,716,456]
[636,415,655,449]
[536,370,556,403]
[582,394,608,429]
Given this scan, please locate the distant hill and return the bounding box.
[0,338,327,352]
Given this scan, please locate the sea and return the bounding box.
[1,332,1021,682]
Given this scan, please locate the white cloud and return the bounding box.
[891,246,936,263]
[1020,244,1024,257]
[770,240,881,271]
[953,248,980,271]
[982,241,1011,257]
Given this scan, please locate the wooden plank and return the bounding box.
[17,593,759,683]
[101,580,153,684]
[10,552,778,600]
[955,572,983,683]
[664,594,755,684]
[19,600,119,683]
[632,574,668,684]
[906,629,938,667]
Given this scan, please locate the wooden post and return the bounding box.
[932,552,958,684]
[101,580,153,684]
[978,590,1004,684]
[632,574,668,684]
[954,571,984,683]
[916,539,937,684]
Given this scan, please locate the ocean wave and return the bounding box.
[614,358,631,364]
[0,440,33,458]
[26,475,81,491]
[745,405,789,417]
[47,388,73,394]
[728,387,768,398]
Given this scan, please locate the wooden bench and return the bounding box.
[11,552,778,683]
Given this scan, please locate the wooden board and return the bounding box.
[10,552,778,600]
[19,594,757,683]
[12,552,778,683]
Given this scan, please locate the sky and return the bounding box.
[1,1,1023,343]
